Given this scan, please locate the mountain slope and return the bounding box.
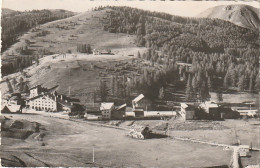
[197,4,260,30]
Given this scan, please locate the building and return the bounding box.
[219,107,240,119]
[238,145,250,157]
[1,93,24,113]
[125,107,135,119]
[26,85,73,112]
[100,102,114,119]
[127,94,176,119]
[27,94,58,111]
[112,103,127,119]
[93,49,111,55]
[231,107,257,117]
[1,104,22,113]
[84,103,102,120]
[29,85,48,98]
[199,101,221,120]
[132,94,145,109]
[200,101,219,113]
[180,103,196,120]
[2,93,24,106]
[143,111,176,118]
[132,94,152,110]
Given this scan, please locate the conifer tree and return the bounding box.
[19,77,24,92]
[185,75,193,101]
[249,72,254,92]
[207,77,212,91]
[110,76,115,96]
[217,88,223,102]
[100,80,109,102]
[6,78,14,93]
[23,83,30,93]
[158,87,165,100]
[238,75,246,91]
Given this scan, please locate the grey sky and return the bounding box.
[2,0,259,17]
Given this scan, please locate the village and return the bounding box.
[2,81,260,166]
[2,82,258,121]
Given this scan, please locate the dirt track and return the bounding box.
[1,114,232,167]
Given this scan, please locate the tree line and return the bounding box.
[1,54,40,76]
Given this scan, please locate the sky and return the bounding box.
[2,0,259,17]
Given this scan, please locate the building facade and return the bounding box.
[28,95,58,111]
[180,103,196,120]
[27,85,72,112]
[100,102,114,119]
[199,101,221,120]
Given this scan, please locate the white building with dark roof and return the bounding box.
[27,94,58,111]
[26,85,73,112]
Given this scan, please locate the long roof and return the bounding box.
[116,103,127,110]
[27,94,44,101]
[132,94,144,103]
[29,85,41,90]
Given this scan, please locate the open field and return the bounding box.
[0,113,235,167]
[107,118,260,149]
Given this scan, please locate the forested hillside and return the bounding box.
[1,9,75,52]
[98,6,259,101]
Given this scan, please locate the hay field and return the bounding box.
[1,114,232,167]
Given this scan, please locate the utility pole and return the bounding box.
[92,147,95,163]
[69,86,71,96]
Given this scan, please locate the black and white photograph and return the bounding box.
[0,0,260,167]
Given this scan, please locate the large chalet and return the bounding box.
[26,85,76,112]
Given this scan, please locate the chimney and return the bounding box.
[55,97,57,101]
[61,95,63,100]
